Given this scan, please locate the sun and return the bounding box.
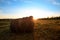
[21,9,49,18]
[33,16,39,20]
[15,8,53,19]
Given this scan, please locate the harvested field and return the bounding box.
[0,19,60,40]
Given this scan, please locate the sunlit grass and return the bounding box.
[0,19,60,40]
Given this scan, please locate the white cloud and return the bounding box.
[52,1,60,5]
[47,0,60,6]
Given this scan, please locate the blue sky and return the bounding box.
[0,0,60,19]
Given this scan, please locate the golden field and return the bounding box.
[34,19,60,40]
[0,19,60,40]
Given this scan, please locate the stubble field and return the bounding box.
[0,19,60,40]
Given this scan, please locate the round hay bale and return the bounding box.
[10,16,34,33]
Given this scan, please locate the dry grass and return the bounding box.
[0,19,60,40]
[34,19,60,40]
[0,20,33,40]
